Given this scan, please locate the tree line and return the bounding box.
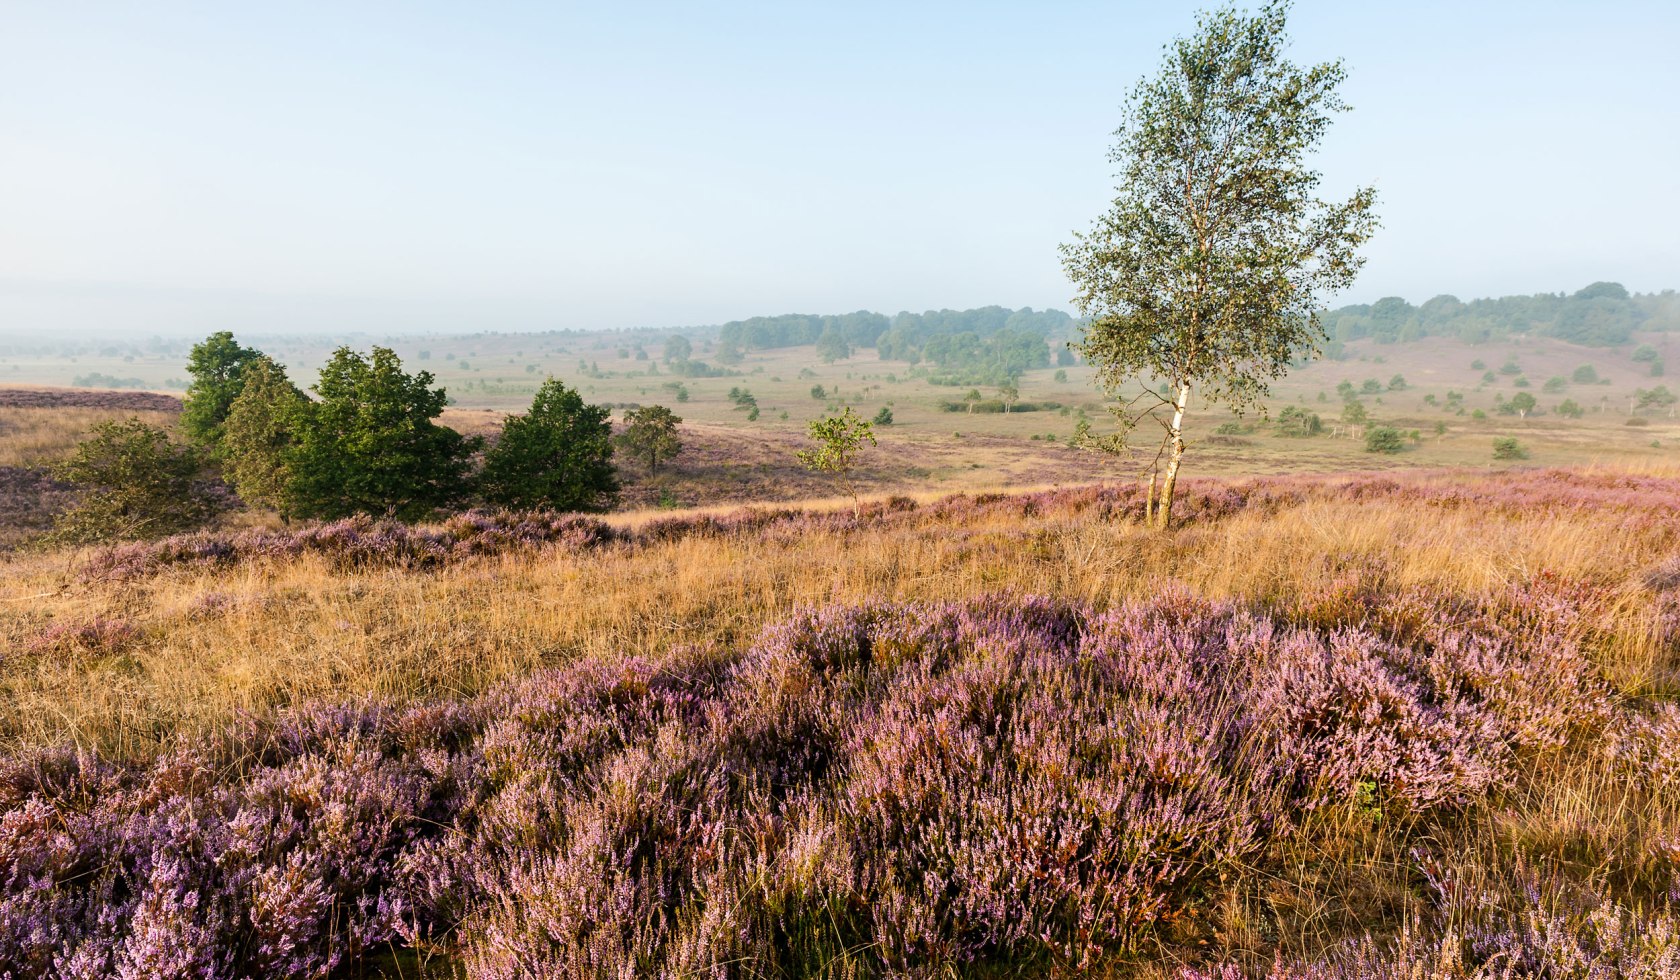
[1318,282,1680,349]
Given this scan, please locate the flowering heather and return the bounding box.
[76,467,1680,582]
[1,578,1670,977]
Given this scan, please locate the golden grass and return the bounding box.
[0,406,181,468]
[2,469,1676,762]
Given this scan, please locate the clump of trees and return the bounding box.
[52,335,669,543]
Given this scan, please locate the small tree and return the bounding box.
[181,331,264,449]
[481,379,618,512]
[872,406,894,426]
[50,419,219,543]
[797,407,876,517]
[616,405,683,474]
[664,335,692,363]
[998,382,1020,413]
[1061,2,1376,528]
[1492,438,1528,460]
[1274,405,1322,437]
[1364,426,1404,454]
[286,347,477,521]
[1508,391,1537,418]
[221,356,308,517]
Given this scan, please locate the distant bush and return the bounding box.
[72,372,148,389]
[1572,364,1599,384]
[872,406,894,426]
[1492,437,1528,460]
[939,399,1062,414]
[1364,426,1405,454]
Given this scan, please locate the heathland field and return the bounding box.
[2,460,1679,976]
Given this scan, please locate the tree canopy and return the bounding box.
[480,379,619,512]
[1061,1,1376,527]
[181,331,264,448]
[284,347,477,521]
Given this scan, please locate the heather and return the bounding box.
[2,580,1676,977]
[71,466,1680,581]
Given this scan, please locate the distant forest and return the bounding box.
[1320,282,1680,349]
[712,306,1077,385]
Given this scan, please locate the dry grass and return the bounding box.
[3,467,1676,762]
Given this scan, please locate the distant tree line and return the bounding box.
[1318,282,1680,349]
[709,305,1076,384]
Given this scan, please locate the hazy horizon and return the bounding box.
[4,1,1677,338]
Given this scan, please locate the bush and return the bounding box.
[50,419,223,543]
[1492,437,1528,460]
[872,407,894,426]
[1364,427,1405,453]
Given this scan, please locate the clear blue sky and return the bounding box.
[2,1,1676,336]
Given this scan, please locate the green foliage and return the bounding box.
[1492,437,1528,460]
[1364,426,1404,454]
[1274,405,1322,437]
[797,407,876,513]
[1498,359,1521,376]
[1633,344,1659,363]
[1340,400,1369,425]
[1572,364,1600,384]
[480,379,618,512]
[1556,399,1584,419]
[1061,2,1375,526]
[1542,376,1567,393]
[1320,282,1657,347]
[181,331,264,448]
[1635,385,1676,411]
[1053,369,1068,383]
[815,327,851,364]
[221,357,307,515]
[872,407,894,426]
[50,419,219,543]
[810,384,826,399]
[616,405,683,474]
[1508,391,1537,416]
[663,335,692,363]
[1361,379,1383,394]
[285,347,477,521]
[1387,374,1407,391]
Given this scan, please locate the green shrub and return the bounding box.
[1492,438,1528,460]
[50,419,221,543]
[1364,426,1405,454]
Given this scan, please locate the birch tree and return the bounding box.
[1061,1,1377,527]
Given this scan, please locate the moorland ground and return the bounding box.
[2,461,1678,976]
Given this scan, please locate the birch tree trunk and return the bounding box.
[1155,381,1191,529]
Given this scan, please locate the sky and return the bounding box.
[2,1,1677,337]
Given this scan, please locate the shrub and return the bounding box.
[1492,437,1528,460]
[50,419,222,543]
[1364,426,1404,453]
[1275,406,1323,437]
[872,407,894,426]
